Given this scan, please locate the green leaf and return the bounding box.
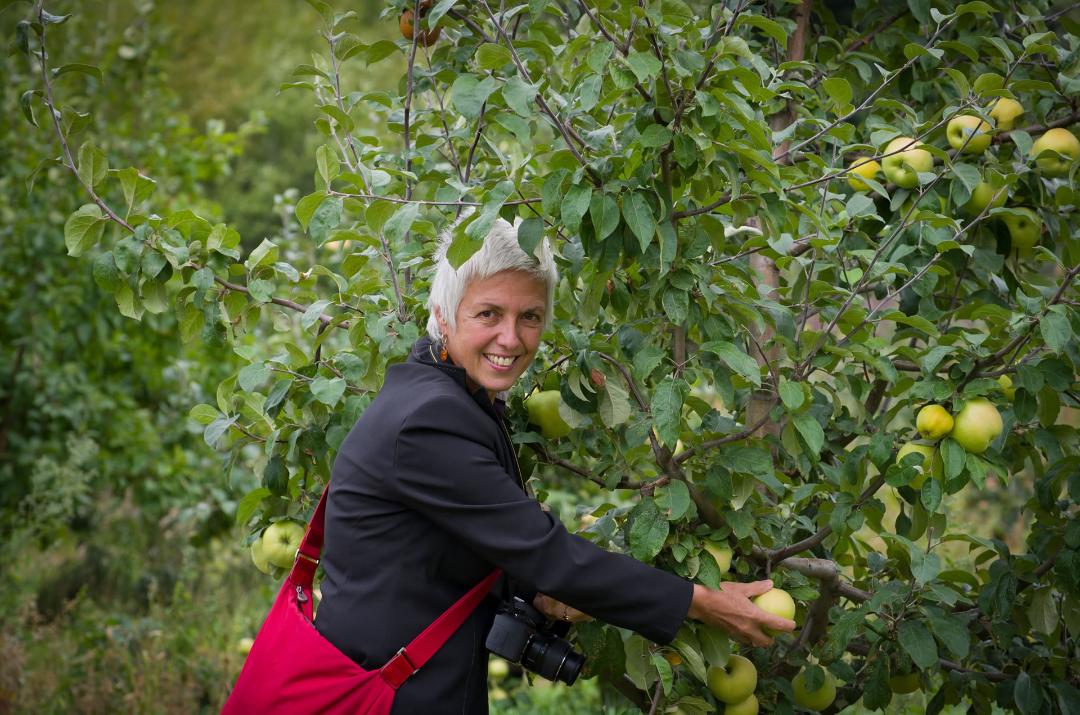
[629,498,669,561]
[622,192,656,252]
[1028,587,1058,635]
[897,619,939,670]
[295,191,328,230]
[822,77,852,108]
[310,376,346,406]
[308,196,343,245]
[92,252,123,292]
[204,415,238,448]
[301,299,332,330]
[790,412,824,457]
[235,487,271,526]
[651,377,685,448]
[598,381,631,428]
[52,62,102,83]
[561,183,591,234]
[735,14,787,49]
[245,239,280,270]
[502,75,538,116]
[589,192,620,241]
[1040,310,1072,353]
[638,124,673,148]
[925,608,970,658]
[1015,672,1045,715]
[237,363,271,392]
[476,43,512,70]
[517,217,543,256]
[64,204,106,257]
[383,202,419,244]
[78,143,109,188]
[658,480,692,521]
[700,341,761,388]
[625,51,661,82]
[315,144,340,188]
[451,74,498,119]
[940,438,966,479]
[910,550,941,585]
[188,403,221,425]
[951,163,981,193]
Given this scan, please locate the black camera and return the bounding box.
[485,597,586,685]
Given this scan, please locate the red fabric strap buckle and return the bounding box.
[381,647,418,689]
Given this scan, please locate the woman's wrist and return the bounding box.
[687,583,710,621]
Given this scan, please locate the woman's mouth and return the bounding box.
[485,354,516,370]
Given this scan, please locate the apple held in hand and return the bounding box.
[882,137,933,189]
[989,97,1024,131]
[724,694,759,715]
[707,654,757,704]
[1031,128,1080,177]
[752,588,796,635]
[846,158,881,191]
[951,397,1003,454]
[792,669,837,711]
[526,389,572,440]
[916,404,954,440]
[261,520,305,569]
[947,115,992,154]
[1002,208,1041,250]
[963,180,1006,216]
[250,536,271,574]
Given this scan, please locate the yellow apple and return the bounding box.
[725,694,759,715]
[882,137,933,189]
[236,636,255,656]
[250,537,271,574]
[946,115,992,154]
[792,669,837,711]
[1002,208,1041,250]
[963,180,1007,216]
[526,390,572,440]
[951,397,1003,454]
[997,374,1016,400]
[895,442,941,488]
[752,588,796,635]
[1031,128,1080,177]
[261,520,305,569]
[488,658,510,678]
[703,541,733,574]
[989,97,1024,131]
[889,671,922,694]
[707,654,757,704]
[847,158,882,191]
[916,404,954,440]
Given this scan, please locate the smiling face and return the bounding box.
[436,269,548,400]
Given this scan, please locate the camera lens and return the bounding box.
[522,634,586,685]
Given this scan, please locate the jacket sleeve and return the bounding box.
[389,394,693,645]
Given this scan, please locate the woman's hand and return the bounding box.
[532,593,593,624]
[686,580,796,648]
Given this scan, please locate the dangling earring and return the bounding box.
[439,333,448,361]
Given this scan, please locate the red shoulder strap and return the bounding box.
[287,482,502,689]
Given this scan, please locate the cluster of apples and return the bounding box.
[250,519,306,574]
[896,396,1005,484]
[847,98,1080,253]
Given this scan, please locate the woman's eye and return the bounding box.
[477,310,496,319]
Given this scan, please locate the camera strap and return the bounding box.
[289,483,503,690]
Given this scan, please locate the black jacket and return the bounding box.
[314,337,693,714]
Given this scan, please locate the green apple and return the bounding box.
[946,115,992,154]
[261,520,305,569]
[1002,208,1041,250]
[250,536,271,574]
[895,442,941,488]
[752,588,796,635]
[488,658,509,679]
[951,397,1003,454]
[963,180,1007,216]
[916,404,954,441]
[997,374,1016,401]
[1031,128,1080,177]
[889,671,922,694]
[792,669,837,711]
[236,636,255,656]
[882,137,933,189]
[703,541,733,574]
[707,654,757,704]
[725,694,759,715]
[989,97,1024,131]
[526,390,572,440]
[847,158,881,191]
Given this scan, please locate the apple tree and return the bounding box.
[15,0,1080,712]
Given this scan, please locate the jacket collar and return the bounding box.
[410,336,506,419]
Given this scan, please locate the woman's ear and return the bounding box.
[434,306,449,340]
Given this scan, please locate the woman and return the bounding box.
[314,219,793,713]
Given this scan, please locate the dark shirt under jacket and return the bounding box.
[315,337,694,714]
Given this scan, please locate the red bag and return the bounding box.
[222,486,501,714]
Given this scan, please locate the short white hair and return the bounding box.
[426,218,558,340]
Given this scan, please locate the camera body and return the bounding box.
[485,596,585,685]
